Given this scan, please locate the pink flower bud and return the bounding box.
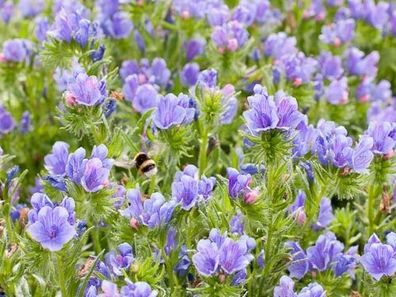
[218,273,226,283]
[384,150,395,160]
[64,91,77,106]
[181,10,190,19]
[341,91,348,104]
[0,53,6,63]
[359,94,370,103]
[293,78,303,87]
[333,37,341,48]
[244,189,259,204]
[316,12,325,21]
[227,38,239,52]
[294,208,306,225]
[129,218,139,230]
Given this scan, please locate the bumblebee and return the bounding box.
[132,152,157,178]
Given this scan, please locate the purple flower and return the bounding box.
[360,243,396,281]
[365,122,395,155]
[19,111,31,134]
[0,2,13,23]
[219,84,238,124]
[100,280,119,297]
[0,105,15,134]
[180,63,200,87]
[243,85,279,133]
[35,17,49,42]
[172,174,198,210]
[172,165,215,209]
[312,198,334,230]
[120,58,170,88]
[288,190,306,225]
[81,158,110,192]
[18,0,44,18]
[297,283,326,297]
[230,212,244,235]
[350,136,374,173]
[67,73,107,106]
[318,52,344,80]
[2,39,30,62]
[345,48,379,78]
[226,167,251,199]
[334,248,359,277]
[133,84,159,113]
[44,141,69,176]
[219,238,254,274]
[192,239,220,276]
[192,230,254,277]
[206,4,229,26]
[198,68,217,89]
[307,231,344,271]
[122,189,175,229]
[283,52,317,85]
[264,33,298,61]
[152,93,196,129]
[319,19,355,46]
[324,77,348,105]
[48,9,95,46]
[211,21,248,52]
[100,12,133,39]
[274,276,296,297]
[274,92,306,130]
[120,281,157,297]
[286,241,309,279]
[91,44,106,62]
[184,38,205,61]
[65,147,86,184]
[105,243,134,276]
[27,206,76,251]
[366,1,390,30]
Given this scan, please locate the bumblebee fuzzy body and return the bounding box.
[133,152,157,178]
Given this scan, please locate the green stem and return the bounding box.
[198,123,208,177]
[148,174,157,195]
[2,187,15,243]
[92,228,101,255]
[56,253,68,297]
[367,184,378,235]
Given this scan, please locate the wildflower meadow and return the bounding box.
[1,0,396,296]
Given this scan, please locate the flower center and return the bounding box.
[49,225,58,239]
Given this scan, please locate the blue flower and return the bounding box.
[105,243,134,276]
[152,93,196,129]
[27,206,76,251]
[307,231,344,271]
[44,141,69,177]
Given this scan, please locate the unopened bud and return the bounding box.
[227,38,238,52]
[218,273,226,283]
[244,189,259,204]
[359,94,369,103]
[64,91,77,106]
[384,150,394,160]
[0,53,6,63]
[181,10,190,19]
[334,37,341,47]
[295,208,307,225]
[380,192,391,214]
[130,218,139,230]
[293,77,302,87]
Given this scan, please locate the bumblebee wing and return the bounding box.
[113,159,136,169]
